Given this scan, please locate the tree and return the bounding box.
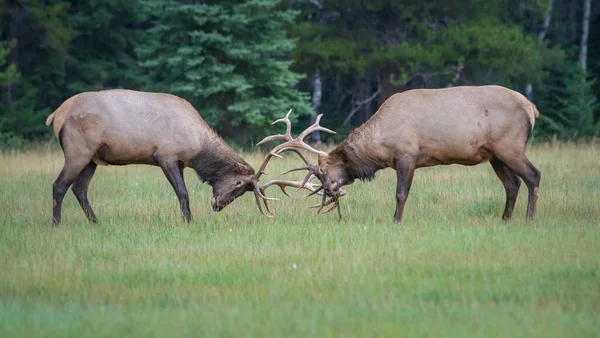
[66,0,147,95]
[525,0,554,100]
[0,41,19,88]
[538,65,599,139]
[0,0,73,144]
[289,0,560,131]
[579,0,591,72]
[138,0,312,141]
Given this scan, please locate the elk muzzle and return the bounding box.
[210,197,224,212]
[324,181,340,197]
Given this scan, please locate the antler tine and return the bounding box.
[256,109,293,146]
[324,198,342,221]
[308,189,344,220]
[281,166,312,176]
[259,179,323,197]
[268,113,335,157]
[305,185,323,197]
[310,196,337,209]
[297,114,337,140]
[253,186,273,218]
[314,192,328,215]
[253,110,337,185]
[276,147,312,166]
[276,109,293,136]
[254,110,304,182]
[258,187,274,214]
[322,198,339,214]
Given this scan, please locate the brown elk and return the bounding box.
[265,85,542,223]
[45,89,313,225]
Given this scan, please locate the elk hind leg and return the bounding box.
[394,158,416,224]
[490,158,521,221]
[53,158,92,225]
[71,161,98,223]
[496,155,541,220]
[157,159,192,223]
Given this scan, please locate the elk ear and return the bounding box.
[317,154,327,165]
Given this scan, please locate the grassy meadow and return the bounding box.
[0,143,599,337]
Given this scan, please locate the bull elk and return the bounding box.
[45,89,312,225]
[265,85,542,223]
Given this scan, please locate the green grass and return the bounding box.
[0,143,599,337]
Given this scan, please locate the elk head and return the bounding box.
[208,166,257,212]
[256,110,346,219]
[206,133,321,216]
[218,113,332,217]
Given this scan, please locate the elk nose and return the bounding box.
[325,182,339,196]
[210,197,219,211]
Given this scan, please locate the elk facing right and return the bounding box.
[265,85,542,223]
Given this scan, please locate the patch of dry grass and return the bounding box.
[0,143,598,337]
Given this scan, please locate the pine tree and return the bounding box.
[288,0,561,129]
[538,64,599,139]
[138,0,311,141]
[0,42,18,86]
[66,0,147,95]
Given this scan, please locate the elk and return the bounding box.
[265,85,542,223]
[45,89,313,225]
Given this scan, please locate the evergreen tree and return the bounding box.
[289,0,562,129]
[0,1,73,144]
[0,42,18,86]
[538,64,599,139]
[66,0,147,94]
[138,0,311,141]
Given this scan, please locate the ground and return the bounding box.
[0,143,598,337]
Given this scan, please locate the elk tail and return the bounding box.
[524,103,540,143]
[529,103,539,129]
[45,112,56,126]
[532,104,540,118]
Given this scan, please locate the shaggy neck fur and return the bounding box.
[190,141,254,185]
[331,126,388,182]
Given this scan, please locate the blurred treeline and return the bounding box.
[1,0,598,148]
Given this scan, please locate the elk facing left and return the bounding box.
[45,89,301,225]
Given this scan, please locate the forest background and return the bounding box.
[1,0,598,148]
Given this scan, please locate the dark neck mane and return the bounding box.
[190,142,253,184]
[334,133,387,182]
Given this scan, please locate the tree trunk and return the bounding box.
[310,68,322,144]
[378,65,400,109]
[220,96,233,139]
[526,0,554,100]
[359,78,370,124]
[579,0,591,72]
[569,0,578,42]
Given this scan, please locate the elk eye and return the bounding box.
[236,180,242,185]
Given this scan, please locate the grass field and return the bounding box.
[0,143,599,337]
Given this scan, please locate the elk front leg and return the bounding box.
[394,158,416,224]
[158,160,192,223]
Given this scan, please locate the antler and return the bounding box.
[252,109,335,182]
[252,109,340,217]
[310,188,347,220]
[256,176,325,214]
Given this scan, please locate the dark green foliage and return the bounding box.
[290,0,563,124]
[66,0,147,94]
[0,42,18,85]
[538,65,599,139]
[137,0,311,141]
[0,0,598,147]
